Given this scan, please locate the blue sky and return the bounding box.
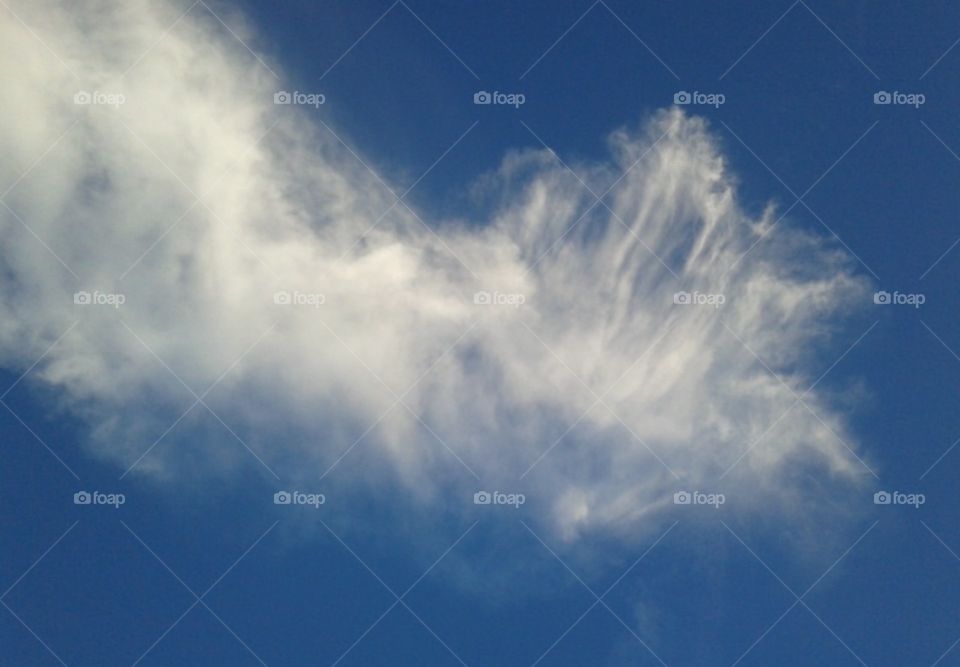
[2,1,960,665]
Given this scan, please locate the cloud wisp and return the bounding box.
[0,0,871,542]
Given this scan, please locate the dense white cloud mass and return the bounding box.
[0,0,870,540]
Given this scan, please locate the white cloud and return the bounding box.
[0,0,871,540]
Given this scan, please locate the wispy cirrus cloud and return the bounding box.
[0,0,871,542]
